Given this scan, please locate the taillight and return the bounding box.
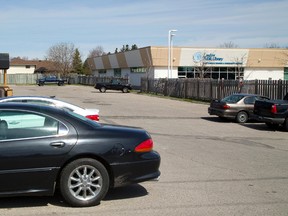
[86,115,100,121]
[134,139,153,152]
[271,105,277,114]
[222,104,230,109]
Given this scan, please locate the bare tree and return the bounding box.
[193,51,212,78]
[264,43,281,48]
[275,49,288,68]
[46,42,75,76]
[231,54,247,82]
[219,41,239,48]
[88,46,106,58]
[114,44,139,53]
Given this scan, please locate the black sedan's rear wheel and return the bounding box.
[236,111,248,123]
[60,158,109,207]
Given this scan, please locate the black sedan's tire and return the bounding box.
[59,158,109,207]
[99,87,106,93]
[122,87,129,93]
[236,111,248,123]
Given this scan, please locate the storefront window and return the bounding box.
[130,67,146,73]
[177,66,243,80]
[114,68,121,77]
[178,67,194,78]
[284,67,288,80]
[99,69,106,74]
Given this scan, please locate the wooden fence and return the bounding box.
[2,73,288,101]
[0,74,129,86]
[0,74,40,85]
[140,78,288,101]
[76,76,129,86]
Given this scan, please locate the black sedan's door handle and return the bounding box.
[50,142,66,148]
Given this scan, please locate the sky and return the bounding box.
[0,0,287,60]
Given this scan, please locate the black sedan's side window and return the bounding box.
[0,110,68,141]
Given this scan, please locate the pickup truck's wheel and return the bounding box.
[99,87,106,93]
[122,87,129,93]
[59,158,109,207]
[236,111,248,123]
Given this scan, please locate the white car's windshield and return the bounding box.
[65,109,101,128]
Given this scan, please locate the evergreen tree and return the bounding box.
[131,44,138,50]
[72,48,83,74]
[82,59,92,75]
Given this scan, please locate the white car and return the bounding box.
[0,96,100,122]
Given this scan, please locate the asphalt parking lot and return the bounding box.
[1,85,288,216]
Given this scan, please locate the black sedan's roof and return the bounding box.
[0,102,64,114]
[0,102,101,129]
[0,96,54,100]
[0,102,75,124]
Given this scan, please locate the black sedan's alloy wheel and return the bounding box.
[60,158,109,207]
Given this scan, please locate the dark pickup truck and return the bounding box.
[94,80,132,93]
[254,99,288,130]
[37,76,67,86]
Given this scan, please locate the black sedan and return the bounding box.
[0,103,160,207]
[208,93,269,123]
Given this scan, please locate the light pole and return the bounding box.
[168,30,177,78]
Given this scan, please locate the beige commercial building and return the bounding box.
[88,46,288,87]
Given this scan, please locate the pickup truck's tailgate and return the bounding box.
[254,100,288,117]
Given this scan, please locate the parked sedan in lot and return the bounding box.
[0,103,160,207]
[0,96,100,121]
[208,93,269,123]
